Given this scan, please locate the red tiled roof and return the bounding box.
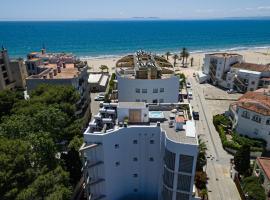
[175,116,185,123]
[257,157,270,180]
[232,62,270,72]
[237,91,270,116]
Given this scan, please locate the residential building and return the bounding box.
[229,89,270,149]
[26,49,90,117]
[0,47,28,90]
[81,102,198,200]
[88,72,109,92]
[203,53,270,92]
[116,50,179,103]
[253,157,270,197]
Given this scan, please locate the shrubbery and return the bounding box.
[213,114,266,152]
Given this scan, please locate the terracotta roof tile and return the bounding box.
[237,91,270,115]
[257,157,270,180]
[232,62,270,72]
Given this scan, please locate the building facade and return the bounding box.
[81,102,198,200]
[229,89,270,149]
[203,53,270,92]
[116,51,179,103]
[26,49,90,117]
[253,157,270,197]
[0,47,28,90]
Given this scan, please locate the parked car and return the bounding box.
[226,89,237,94]
[94,93,105,101]
[192,111,199,120]
[188,91,193,99]
[186,82,192,88]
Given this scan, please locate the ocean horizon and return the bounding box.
[1,20,270,58]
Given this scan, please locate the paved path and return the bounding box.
[184,70,241,200]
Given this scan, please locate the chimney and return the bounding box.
[57,66,61,73]
[53,69,57,76]
[63,62,66,68]
[49,72,53,79]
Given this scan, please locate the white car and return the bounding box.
[186,82,192,88]
[94,94,105,101]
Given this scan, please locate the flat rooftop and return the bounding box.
[27,63,86,79]
[86,102,198,145]
[207,52,242,58]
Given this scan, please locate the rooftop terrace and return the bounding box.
[86,102,197,145]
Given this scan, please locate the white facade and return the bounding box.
[236,107,270,149]
[117,75,179,103]
[82,103,198,200]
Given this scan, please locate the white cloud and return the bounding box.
[257,6,270,11]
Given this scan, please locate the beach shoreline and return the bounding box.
[85,48,270,73]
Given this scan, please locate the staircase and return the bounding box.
[209,64,218,85]
[233,75,247,93]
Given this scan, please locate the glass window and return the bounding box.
[133,140,138,144]
[177,174,191,191]
[150,140,154,144]
[133,157,138,162]
[115,144,119,149]
[135,88,140,93]
[159,99,164,103]
[179,155,194,173]
[149,157,154,162]
[242,111,250,119]
[136,99,140,102]
[142,89,147,93]
[153,88,158,93]
[115,161,120,166]
[160,88,164,93]
[164,149,176,170]
[266,119,270,125]
[133,173,138,178]
[252,115,261,123]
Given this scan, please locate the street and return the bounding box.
[182,67,241,200]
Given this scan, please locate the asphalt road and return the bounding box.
[189,76,241,200]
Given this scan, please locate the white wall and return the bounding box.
[236,107,270,149]
[117,75,179,103]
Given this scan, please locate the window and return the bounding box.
[133,140,138,144]
[153,99,158,103]
[134,189,138,192]
[149,157,154,162]
[163,168,174,188]
[242,111,250,119]
[159,99,164,103]
[135,88,140,93]
[252,115,261,123]
[164,149,176,170]
[115,144,119,149]
[133,157,138,162]
[142,99,147,103]
[176,192,189,200]
[160,88,164,93]
[133,173,138,178]
[115,162,120,166]
[136,99,140,102]
[177,174,191,191]
[266,119,270,125]
[153,88,158,93]
[142,89,147,93]
[179,155,194,173]
[150,140,154,144]
[251,81,255,85]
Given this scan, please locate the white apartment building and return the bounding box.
[203,53,270,92]
[81,102,198,200]
[229,89,270,149]
[116,51,179,103]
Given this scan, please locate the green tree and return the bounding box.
[165,51,171,60]
[0,90,23,119]
[0,138,35,200]
[100,65,109,72]
[234,144,251,175]
[190,57,194,67]
[197,139,207,171]
[242,176,265,200]
[172,54,179,67]
[16,167,72,200]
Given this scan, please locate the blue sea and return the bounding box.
[1,20,270,58]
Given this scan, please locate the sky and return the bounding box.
[1,0,270,20]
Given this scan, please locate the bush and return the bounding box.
[242,176,266,200]
[195,171,208,190]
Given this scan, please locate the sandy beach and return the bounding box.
[85,49,270,74]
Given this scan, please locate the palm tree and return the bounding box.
[185,51,190,65]
[172,54,179,67]
[165,51,171,60]
[190,57,194,67]
[197,139,207,171]
[200,189,208,200]
[180,48,187,66]
[100,65,109,73]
